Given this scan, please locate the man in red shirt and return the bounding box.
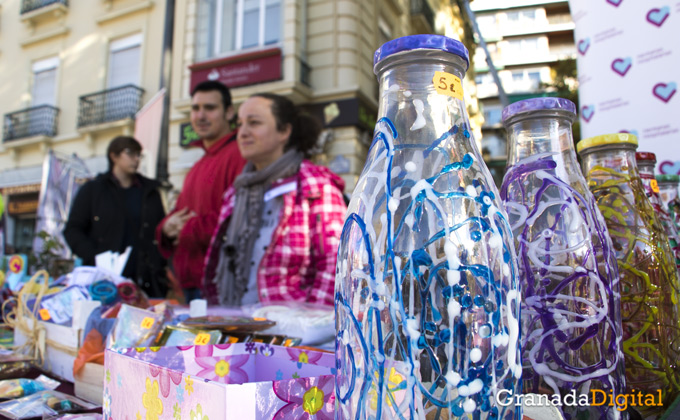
[156,81,246,302]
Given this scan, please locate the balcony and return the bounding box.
[3,105,59,142]
[410,0,435,34]
[21,0,68,29]
[21,0,67,14]
[77,85,144,129]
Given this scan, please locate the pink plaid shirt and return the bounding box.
[203,161,347,306]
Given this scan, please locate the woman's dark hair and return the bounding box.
[107,136,142,170]
[250,93,322,157]
[192,80,232,110]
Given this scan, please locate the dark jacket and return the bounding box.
[64,172,168,297]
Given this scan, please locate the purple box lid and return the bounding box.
[374,35,470,70]
[502,97,576,123]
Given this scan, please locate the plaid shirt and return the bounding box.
[203,160,347,306]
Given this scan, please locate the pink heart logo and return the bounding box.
[653,82,677,103]
[581,105,595,122]
[577,38,590,55]
[611,57,632,76]
[607,0,622,6]
[659,160,680,175]
[647,7,670,27]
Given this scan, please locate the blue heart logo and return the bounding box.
[581,105,595,122]
[647,6,670,27]
[578,38,590,55]
[607,0,622,6]
[611,57,632,76]
[660,161,680,175]
[653,82,677,103]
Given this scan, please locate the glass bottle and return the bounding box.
[500,98,626,420]
[335,35,521,419]
[657,174,680,232]
[577,133,680,417]
[637,152,680,271]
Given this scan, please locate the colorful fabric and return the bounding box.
[156,131,246,289]
[203,161,346,306]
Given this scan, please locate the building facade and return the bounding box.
[470,0,576,184]
[0,0,476,254]
[0,0,167,254]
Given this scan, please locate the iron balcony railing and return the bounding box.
[21,0,68,14]
[77,85,145,128]
[3,105,59,142]
[411,0,435,32]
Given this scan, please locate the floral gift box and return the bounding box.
[103,343,335,419]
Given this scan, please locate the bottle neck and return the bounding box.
[580,144,640,185]
[505,113,580,175]
[637,161,661,202]
[375,51,470,146]
[659,182,680,204]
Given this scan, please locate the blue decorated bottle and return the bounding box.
[335,35,521,420]
[500,98,626,420]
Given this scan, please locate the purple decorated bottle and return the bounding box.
[657,174,680,232]
[500,98,625,420]
[335,35,521,420]
[577,134,680,417]
[636,152,680,271]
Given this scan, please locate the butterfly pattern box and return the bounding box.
[103,343,335,419]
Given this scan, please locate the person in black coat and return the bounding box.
[64,136,168,297]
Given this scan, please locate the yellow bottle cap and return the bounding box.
[576,133,638,154]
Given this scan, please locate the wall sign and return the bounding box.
[189,48,282,91]
[569,0,680,173]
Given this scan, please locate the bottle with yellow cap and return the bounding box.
[500,98,625,420]
[636,152,680,272]
[657,174,680,233]
[577,133,680,416]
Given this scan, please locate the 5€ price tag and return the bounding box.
[433,71,464,101]
[194,333,211,345]
[141,317,155,329]
[39,309,51,321]
[650,179,660,193]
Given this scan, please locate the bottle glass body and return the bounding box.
[501,104,625,420]
[335,37,521,420]
[637,157,680,271]
[658,177,680,232]
[579,142,680,415]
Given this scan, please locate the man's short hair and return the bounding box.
[191,80,232,110]
[107,136,141,170]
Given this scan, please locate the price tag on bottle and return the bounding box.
[140,317,155,329]
[194,333,211,345]
[651,179,660,193]
[433,71,464,101]
[39,309,51,321]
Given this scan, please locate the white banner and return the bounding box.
[33,152,91,258]
[569,0,680,173]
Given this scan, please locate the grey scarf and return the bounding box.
[214,150,303,306]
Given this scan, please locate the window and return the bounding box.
[483,105,503,126]
[476,15,497,36]
[527,71,541,88]
[32,57,59,106]
[107,33,142,88]
[196,0,282,61]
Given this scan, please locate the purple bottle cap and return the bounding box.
[502,97,576,124]
[374,35,470,71]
